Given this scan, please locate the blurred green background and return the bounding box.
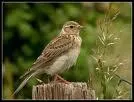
[3,2,132,99]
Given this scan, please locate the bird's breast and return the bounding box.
[45,45,81,76]
[74,36,82,47]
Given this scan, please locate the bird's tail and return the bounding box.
[12,69,44,96]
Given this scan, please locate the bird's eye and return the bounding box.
[70,26,74,28]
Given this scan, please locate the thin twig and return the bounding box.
[114,74,132,85]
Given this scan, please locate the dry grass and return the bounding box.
[88,4,132,99]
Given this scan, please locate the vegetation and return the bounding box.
[89,4,132,99]
[3,2,131,99]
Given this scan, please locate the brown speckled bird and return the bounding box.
[13,21,83,95]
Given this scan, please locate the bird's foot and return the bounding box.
[53,74,70,84]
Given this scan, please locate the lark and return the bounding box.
[13,21,83,95]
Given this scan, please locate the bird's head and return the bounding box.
[61,21,83,35]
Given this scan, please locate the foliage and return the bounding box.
[3,2,131,99]
[89,4,132,99]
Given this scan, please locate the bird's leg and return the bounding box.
[53,74,70,84]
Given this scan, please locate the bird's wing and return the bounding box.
[20,35,75,79]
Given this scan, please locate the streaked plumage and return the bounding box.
[13,21,83,95]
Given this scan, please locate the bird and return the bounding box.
[13,21,83,95]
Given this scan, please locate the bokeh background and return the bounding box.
[3,2,132,99]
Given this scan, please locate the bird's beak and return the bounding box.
[80,25,83,29]
[78,25,83,29]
